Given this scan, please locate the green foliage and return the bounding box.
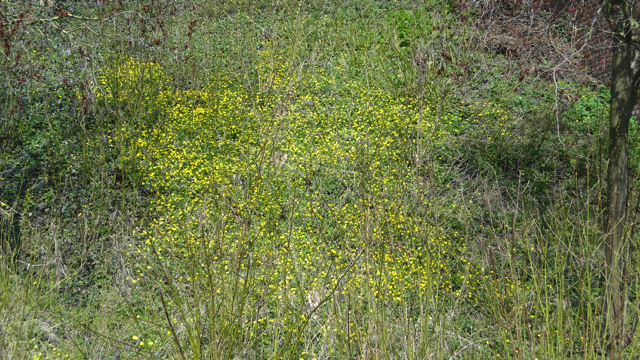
[389,10,421,49]
[2,0,640,359]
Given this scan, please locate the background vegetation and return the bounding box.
[1,0,639,359]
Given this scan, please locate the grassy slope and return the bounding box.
[1,0,639,359]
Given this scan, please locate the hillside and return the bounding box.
[1,1,638,359]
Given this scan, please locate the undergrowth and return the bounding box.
[2,0,640,359]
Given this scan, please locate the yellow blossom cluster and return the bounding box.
[95,51,526,350]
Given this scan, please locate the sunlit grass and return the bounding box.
[3,0,639,359]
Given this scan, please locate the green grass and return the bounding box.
[1,0,640,359]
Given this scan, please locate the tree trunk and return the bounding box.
[604,1,637,357]
[606,41,633,358]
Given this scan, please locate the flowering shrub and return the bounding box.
[95,49,520,356]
